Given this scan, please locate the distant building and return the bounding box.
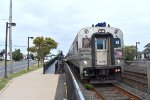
[2,54,10,61]
[0,56,3,61]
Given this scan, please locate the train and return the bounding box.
[66,22,124,83]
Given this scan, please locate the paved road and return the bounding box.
[0,60,37,78]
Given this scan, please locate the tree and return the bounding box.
[124,46,136,61]
[0,49,5,56]
[30,53,35,60]
[143,43,150,59]
[0,49,5,61]
[29,36,58,66]
[12,49,23,61]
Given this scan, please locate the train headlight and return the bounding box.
[84,74,88,76]
[83,71,86,73]
[117,59,121,64]
[115,69,118,72]
[114,68,121,72]
[83,60,88,65]
[117,69,121,72]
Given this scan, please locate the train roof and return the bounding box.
[76,26,123,36]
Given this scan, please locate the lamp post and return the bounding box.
[136,42,140,60]
[4,22,16,78]
[27,37,34,70]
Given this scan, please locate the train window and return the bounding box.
[82,38,91,48]
[97,38,106,49]
[76,41,78,51]
[114,38,121,48]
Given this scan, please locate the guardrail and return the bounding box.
[43,56,59,74]
[65,63,85,100]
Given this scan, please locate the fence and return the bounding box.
[55,56,65,74]
[43,56,59,74]
[65,63,85,100]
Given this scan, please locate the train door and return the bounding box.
[91,33,115,66]
[95,38,108,65]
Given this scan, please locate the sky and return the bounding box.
[0,0,150,55]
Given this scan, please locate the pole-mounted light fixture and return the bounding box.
[4,22,16,78]
[136,42,140,60]
[27,37,34,70]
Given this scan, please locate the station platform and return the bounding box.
[0,66,66,100]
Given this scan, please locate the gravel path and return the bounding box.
[116,82,150,100]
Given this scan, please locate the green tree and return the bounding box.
[29,36,58,66]
[0,49,5,61]
[124,46,136,61]
[143,43,150,59]
[12,49,23,61]
[30,53,35,60]
[0,49,5,56]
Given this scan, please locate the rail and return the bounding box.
[65,63,85,100]
[113,84,143,100]
[124,61,150,93]
[92,84,142,100]
[43,56,59,74]
[92,87,105,100]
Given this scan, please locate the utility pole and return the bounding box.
[4,22,9,78]
[4,22,15,78]
[136,42,140,60]
[9,0,13,74]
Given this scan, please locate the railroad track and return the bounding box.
[67,64,144,100]
[122,70,148,92]
[92,84,143,100]
[123,70,147,83]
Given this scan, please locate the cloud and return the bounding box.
[0,0,150,54]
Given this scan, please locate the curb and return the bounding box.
[0,79,13,95]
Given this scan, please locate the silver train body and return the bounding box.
[66,26,124,83]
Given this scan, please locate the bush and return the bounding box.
[12,49,23,61]
[84,84,93,90]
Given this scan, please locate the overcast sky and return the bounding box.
[0,0,150,55]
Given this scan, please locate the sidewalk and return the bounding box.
[0,68,64,100]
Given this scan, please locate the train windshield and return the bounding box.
[96,38,106,49]
[114,38,121,48]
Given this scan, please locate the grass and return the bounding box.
[0,63,42,91]
[0,61,6,66]
[84,84,93,90]
[0,78,10,91]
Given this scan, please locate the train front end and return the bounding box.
[82,28,122,83]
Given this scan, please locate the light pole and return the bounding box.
[136,42,140,60]
[4,22,16,78]
[27,37,34,70]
